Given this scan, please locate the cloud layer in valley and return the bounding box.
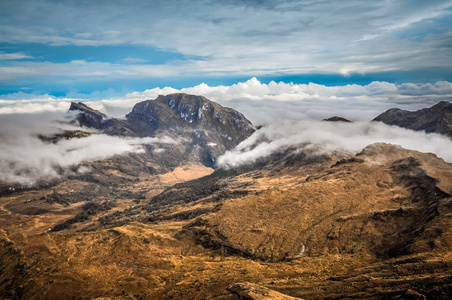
[217,121,452,169]
[0,112,176,183]
[2,78,452,183]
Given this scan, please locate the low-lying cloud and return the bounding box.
[2,78,452,124]
[0,112,176,184]
[217,121,452,169]
[2,78,452,183]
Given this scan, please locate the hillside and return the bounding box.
[373,101,452,138]
[1,141,452,299]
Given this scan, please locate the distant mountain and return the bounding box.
[69,93,255,167]
[373,101,452,138]
[69,102,136,136]
[323,116,351,122]
[69,102,108,130]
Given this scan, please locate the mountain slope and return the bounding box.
[69,93,255,167]
[149,143,451,263]
[373,101,452,138]
[1,140,452,298]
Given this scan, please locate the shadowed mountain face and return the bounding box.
[373,101,452,138]
[323,116,351,122]
[69,93,255,167]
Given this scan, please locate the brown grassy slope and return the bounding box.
[1,144,452,299]
[180,143,452,262]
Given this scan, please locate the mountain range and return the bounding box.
[1,95,452,299]
[374,101,452,138]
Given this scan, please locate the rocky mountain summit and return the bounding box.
[373,101,452,138]
[323,116,351,122]
[69,93,255,167]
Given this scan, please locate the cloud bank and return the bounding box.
[217,121,452,169]
[2,78,452,124]
[0,112,176,184]
[2,78,452,183]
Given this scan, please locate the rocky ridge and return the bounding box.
[373,101,452,138]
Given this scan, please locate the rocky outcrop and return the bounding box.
[69,102,108,130]
[38,130,92,143]
[373,101,452,138]
[126,93,254,143]
[69,102,136,137]
[227,282,302,300]
[323,116,351,122]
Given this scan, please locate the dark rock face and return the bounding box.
[126,94,255,167]
[38,130,92,144]
[69,102,107,130]
[323,116,351,122]
[373,101,452,138]
[69,94,255,168]
[69,102,136,137]
[126,93,254,141]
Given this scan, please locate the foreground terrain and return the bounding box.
[1,143,452,299]
[1,96,452,299]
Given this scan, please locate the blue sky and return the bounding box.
[1,0,452,98]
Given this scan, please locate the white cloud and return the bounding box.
[0,51,32,60]
[2,78,452,122]
[0,112,177,183]
[217,121,452,169]
[125,78,452,101]
[121,57,148,63]
[119,78,452,124]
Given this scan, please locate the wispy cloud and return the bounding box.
[121,57,148,63]
[217,121,452,168]
[0,51,32,60]
[0,112,177,183]
[0,0,451,86]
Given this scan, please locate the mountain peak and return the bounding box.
[68,94,255,168]
[323,116,351,122]
[127,93,254,139]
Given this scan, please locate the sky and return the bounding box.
[1,0,452,98]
